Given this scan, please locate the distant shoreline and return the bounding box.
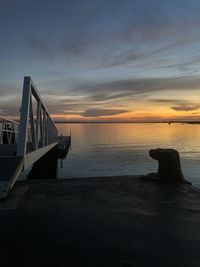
[3,119,200,124]
[54,121,200,124]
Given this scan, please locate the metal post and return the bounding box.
[17,77,31,156]
[35,101,41,149]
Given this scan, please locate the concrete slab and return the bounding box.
[0,156,24,181]
[0,176,200,266]
[0,144,16,156]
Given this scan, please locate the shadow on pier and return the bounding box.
[27,139,71,180]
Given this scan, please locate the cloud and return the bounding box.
[23,0,200,70]
[171,105,200,112]
[69,76,200,103]
[149,98,184,103]
[25,17,200,70]
[82,109,129,117]
[0,83,20,96]
[2,75,200,118]
[27,38,50,56]
[41,75,200,118]
[0,83,21,116]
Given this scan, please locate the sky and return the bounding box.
[1,0,200,122]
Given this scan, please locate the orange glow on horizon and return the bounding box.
[51,107,200,122]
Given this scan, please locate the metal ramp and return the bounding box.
[0,156,24,198]
[0,77,69,199]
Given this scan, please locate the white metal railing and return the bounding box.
[0,117,19,145]
[17,77,58,156]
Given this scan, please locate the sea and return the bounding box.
[22,123,200,188]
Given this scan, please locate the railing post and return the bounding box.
[29,93,37,151]
[0,120,5,144]
[17,77,31,157]
[35,101,41,149]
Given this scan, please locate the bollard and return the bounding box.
[149,148,185,183]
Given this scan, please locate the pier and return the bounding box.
[0,77,71,198]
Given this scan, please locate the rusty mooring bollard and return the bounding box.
[149,148,185,183]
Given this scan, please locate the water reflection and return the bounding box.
[55,123,200,186]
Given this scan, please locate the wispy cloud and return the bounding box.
[40,75,200,118]
[82,109,129,117]
[171,105,200,112]
[149,98,184,103]
[23,0,200,72]
[68,76,200,102]
[27,38,50,57]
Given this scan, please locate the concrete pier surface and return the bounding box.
[1,176,200,266]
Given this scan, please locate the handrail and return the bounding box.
[0,117,19,145]
[0,117,19,125]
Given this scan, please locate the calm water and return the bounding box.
[52,123,200,187]
[21,123,200,187]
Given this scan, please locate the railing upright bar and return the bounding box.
[0,120,5,144]
[39,108,43,147]
[17,77,31,157]
[29,94,36,151]
[43,109,46,146]
[35,101,41,150]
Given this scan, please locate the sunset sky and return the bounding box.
[1,0,200,122]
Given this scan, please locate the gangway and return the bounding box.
[0,77,70,198]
